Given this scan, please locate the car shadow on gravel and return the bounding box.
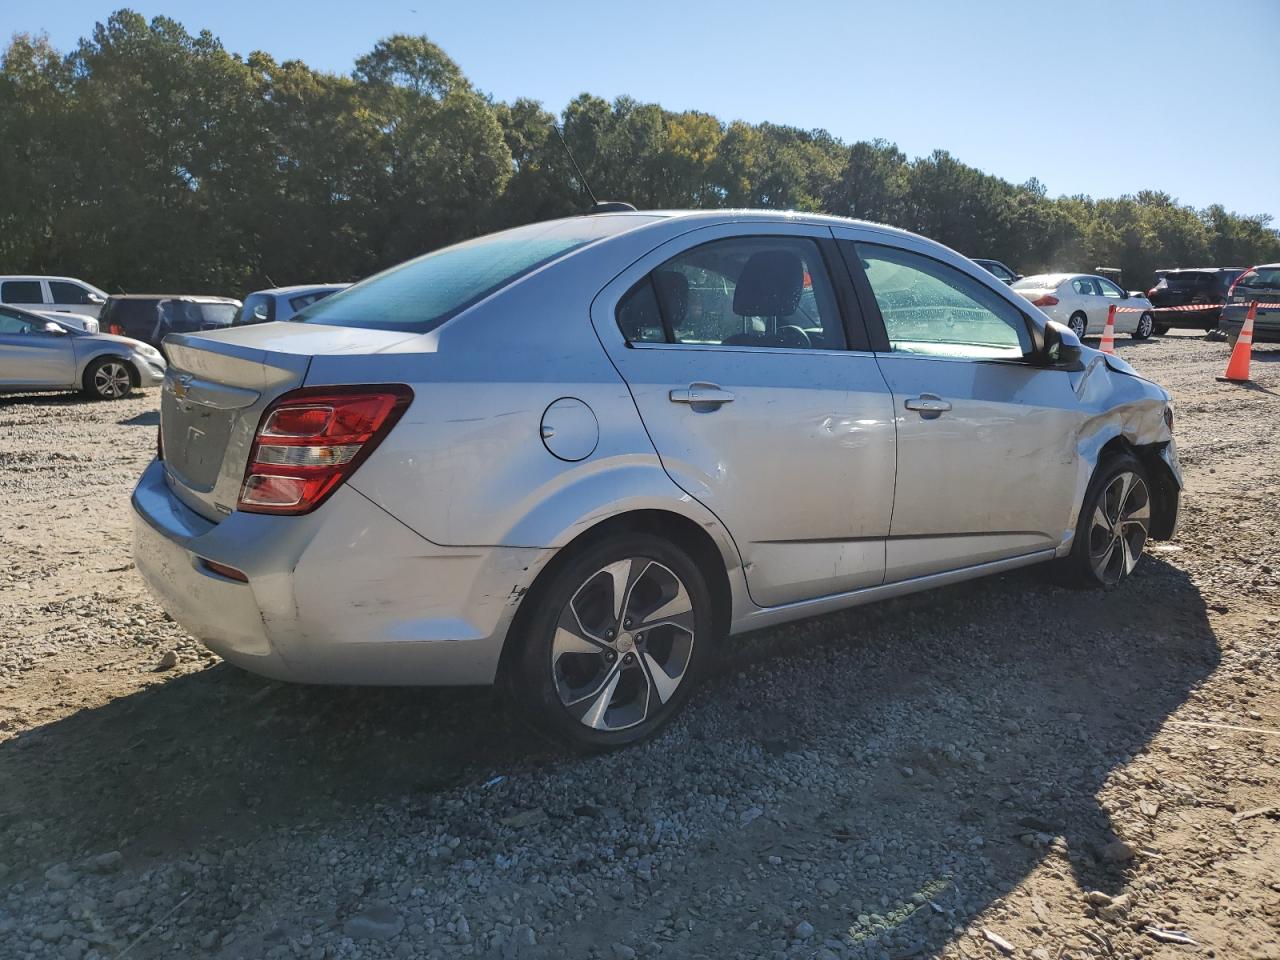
[1,556,1217,956]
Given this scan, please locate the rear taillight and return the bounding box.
[1146,288,1157,298]
[109,322,125,336]
[238,385,412,515]
[1030,294,1059,307]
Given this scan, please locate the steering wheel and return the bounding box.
[775,325,812,349]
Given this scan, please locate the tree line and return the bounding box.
[3,10,1278,297]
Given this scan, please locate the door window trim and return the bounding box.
[613,232,873,354]
[838,239,1039,363]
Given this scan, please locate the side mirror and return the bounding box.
[1041,320,1082,366]
[88,292,106,304]
[1120,290,1130,299]
[43,321,68,335]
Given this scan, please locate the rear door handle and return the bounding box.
[670,383,735,406]
[904,394,952,415]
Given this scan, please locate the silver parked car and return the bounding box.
[235,284,351,325]
[0,305,166,400]
[132,211,1181,748]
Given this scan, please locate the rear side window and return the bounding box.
[1,280,43,304]
[616,236,847,351]
[1071,277,1099,296]
[296,218,652,333]
[855,244,1031,360]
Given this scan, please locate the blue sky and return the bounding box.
[6,0,1279,222]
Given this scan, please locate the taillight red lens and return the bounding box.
[238,386,412,515]
[1031,294,1059,307]
[109,322,124,336]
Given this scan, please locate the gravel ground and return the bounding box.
[2,332,1278,960]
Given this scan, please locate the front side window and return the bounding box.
[1,280,43,304]
[856,244,1031,360]
[48,281,93,305]
[1097,277,1124,298]
[0,309,35,334]
[617,236,847,351]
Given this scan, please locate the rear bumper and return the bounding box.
[1219,311,1280,343]
[131,460,551,685]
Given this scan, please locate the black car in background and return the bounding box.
[100,295,241,353]
[1146,268,1245,333]
[972,258,1022,284]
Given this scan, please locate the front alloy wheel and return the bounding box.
[1087,470,1151,585]
[509,534,713,749]
[1064,453,1152,588]
[1134,312,1155,339]
[84,358,133,400]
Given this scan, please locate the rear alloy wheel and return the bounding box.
[510,534,713,749]
[1068,312,1088,339]
[1133,312,1155,340]
[84,358,133,400]
[1063,454,1151,588]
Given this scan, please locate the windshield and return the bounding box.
[294,217,658,333]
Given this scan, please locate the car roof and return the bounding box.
[0,274,92,283]
[248,284,351,296]
[1016,273,1075,284]
[1160,267,1246,274]
[107,294,240,302]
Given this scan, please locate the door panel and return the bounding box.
[876,356,1083,579]
[591,223,897,607]
[0,311,77,387]
[835,235,1085,580]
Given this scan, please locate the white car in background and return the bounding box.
[234,284,350,325]
[0,275,110,326]
[1012,274,1155,340]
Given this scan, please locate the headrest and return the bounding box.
[733,250,804,317]
[653,270,688,328]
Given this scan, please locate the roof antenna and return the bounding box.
[553,122,637,215]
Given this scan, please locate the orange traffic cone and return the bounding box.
[1098,305,1117,355]
[1218,301,1258,383]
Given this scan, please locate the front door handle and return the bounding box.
[670,383,735,406]
[904,394,952,416]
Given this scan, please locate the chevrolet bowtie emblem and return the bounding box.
[171,374,192,399]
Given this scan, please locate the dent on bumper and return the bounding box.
[131,460,551,685]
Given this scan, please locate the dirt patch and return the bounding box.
[2,332,1278,959]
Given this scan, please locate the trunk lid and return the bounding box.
[159,323,421,522]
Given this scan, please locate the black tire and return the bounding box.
[1153,323,1170,336]
[1132,312,1155,340]
[506,533,717,750]
[1068,312,1088,339]
[1227,329,1241,349]
[82,357,134,400]
[1060,453,1152,589]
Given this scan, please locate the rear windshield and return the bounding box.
[1161,272,1213,290]
[1236,267,1280,290]
[294,217,656,333]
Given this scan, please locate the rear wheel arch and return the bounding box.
[498,508,733,682]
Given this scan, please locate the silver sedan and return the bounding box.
[132,210,1181,749]
[0,305,166,400]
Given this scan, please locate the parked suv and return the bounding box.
[132,210,1180,749]
[1219,264,1280,345]
[0,275,109,328]
[1147,268,1245,333]
[100,295,241,352]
